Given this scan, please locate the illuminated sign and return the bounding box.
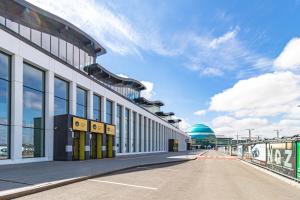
[90,121,104,134]
[106,124,115,135]
[72,117,87,131]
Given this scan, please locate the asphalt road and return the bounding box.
[17,150,300,200]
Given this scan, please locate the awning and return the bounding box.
[84,63,146,90]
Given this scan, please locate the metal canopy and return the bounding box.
[84,63,146,90]
[133,97,164,107]
[0,0,106,56]
[155,111,175,117]
[168,119,182,124]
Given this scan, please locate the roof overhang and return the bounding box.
[84,63,146,90]
[0,0,106,56]
[155,111,175,117]
[133,97,164,107]
[168,119,182,124]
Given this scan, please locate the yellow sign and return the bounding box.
[90,121,104,134]
[72,117,87,131]
[106,124,115,135]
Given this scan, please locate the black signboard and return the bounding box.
[266,142,296,178]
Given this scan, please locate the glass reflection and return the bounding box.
[76,87,87,118]
[54,77,69,116]
[93,95,101,121]
[106,100,113,124]
[0,125,9,159]
[22,63,45,158]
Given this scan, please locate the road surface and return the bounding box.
[17,150,300,200]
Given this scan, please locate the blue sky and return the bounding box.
[29,0,300,138]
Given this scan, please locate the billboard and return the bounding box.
[297,142,300,180]
[251,143,266,166]
[267,142,296,178]
[237,145,243,159]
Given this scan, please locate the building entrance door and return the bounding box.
[90,133,102,159]
[73,131,85,160]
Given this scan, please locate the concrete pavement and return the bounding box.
[0,151,201,199]
[16,150,300,200]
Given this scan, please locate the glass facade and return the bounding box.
[132,112,136,152]
[22,63,45,158]
[0,52,10,160]
[76,87,87,118]
[93,94,101,121]
[106,100,113,124]
[116,105,122,153]
[139,115,142,152]
[152,121,155,151]
[148,119,151,152]
[144,117,147,152]
[54,77,69,116]
[1,16,94,70]
[125,108,130,153]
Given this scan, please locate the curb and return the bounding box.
[0,153,200,200]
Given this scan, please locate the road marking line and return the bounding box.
[88,179,158,190]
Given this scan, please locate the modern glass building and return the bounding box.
[188,124,216,149]
[0,0,189,164]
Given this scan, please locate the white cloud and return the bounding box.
[209,72,300,117]
[193,110,206,116]
[209,28,239,48]
[274,38,300,70]
[211,115,300,138]
[140,81,155,99]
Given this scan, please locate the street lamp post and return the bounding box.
[246,129,254,142]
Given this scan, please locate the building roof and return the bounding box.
[188,124,215,135]
[0,0,106,56]
[84,63,146,90]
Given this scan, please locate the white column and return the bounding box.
[87,90,93,119]
[45,70,54,160]
[101,96,106,123]
[10,55,23,161]
[69,82,77,115]
[121,106,126,153]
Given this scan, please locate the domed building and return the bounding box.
[187,124,216,149]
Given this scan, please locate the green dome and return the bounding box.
[188,124,214,134]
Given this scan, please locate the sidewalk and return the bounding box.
[0,150,204,198]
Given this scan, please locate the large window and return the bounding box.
[132,112,136,152]
[152,121,155,151]
[93,94,101,121]
[139,115,142,152]
[54,77,69,116]
[22,63,45,158]
[76,87,87,118]
[116,105,122,153]
[106,100,113,124]
[125,108,130,153]
[148,119,151,152]
[0,52,10,159]
[144,117,147,152]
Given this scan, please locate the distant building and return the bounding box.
[187,124,215,149]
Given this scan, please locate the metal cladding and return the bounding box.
[0,0,106,56]
[84,63,146,90]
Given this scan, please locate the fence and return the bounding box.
[231,138,300,181]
